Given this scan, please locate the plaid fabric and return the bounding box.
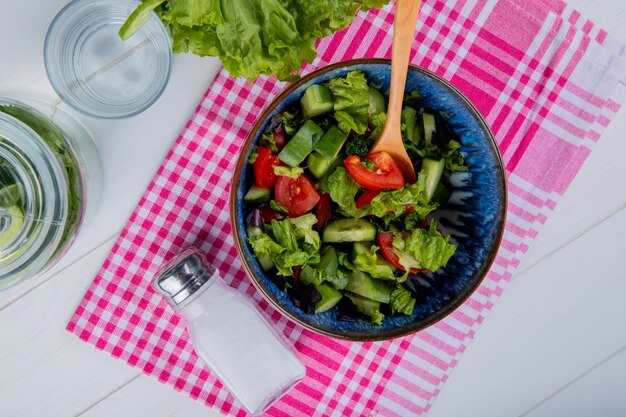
[67,1,626,416]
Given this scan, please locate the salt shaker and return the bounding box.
[153,248,306,415]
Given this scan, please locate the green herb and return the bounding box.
[345,135,373,158]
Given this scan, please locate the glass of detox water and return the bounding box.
[44,0,172,119]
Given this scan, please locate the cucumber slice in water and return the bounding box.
[119,0,165,41]
[0,205,24,251]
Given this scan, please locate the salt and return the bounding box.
[153,249,306,415]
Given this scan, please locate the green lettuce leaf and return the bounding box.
[390,285,416,315]
[248,232,284,259]
[326,70,370,112]
[144,0,389,81]
[323,167,359,217]
[289,213,321,250]
[334,111,368,134]
[392,220,457,271]
[352,245,398,280]
[326,71,371,133]
[360,174,438,220]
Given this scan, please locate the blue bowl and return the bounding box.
[230,59,506,341]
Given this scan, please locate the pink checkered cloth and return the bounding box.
[67,1,626,416]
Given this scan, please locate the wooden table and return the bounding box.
[1,1,625,416]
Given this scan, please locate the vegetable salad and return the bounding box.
[244,70,467,325]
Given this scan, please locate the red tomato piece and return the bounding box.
[314,193,332,228]
[253,148,280,188]
[275,174,321,217]
[344,151,405,191]
[355,190,380,209]
[377,232,425,274]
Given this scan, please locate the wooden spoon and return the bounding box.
[369,0,422,183]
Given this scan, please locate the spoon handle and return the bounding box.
[387,0,422,130]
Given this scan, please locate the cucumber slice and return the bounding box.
[368,87,386,115]
[316,246,338,277]
[278,119,325,167]
[118,0,165,41]
[243,186,271,205]
[315,284,343,313]
[430,182,451,205]
[345,292,382,318]
[322,219,377,243]
[299,265,317,286]
[421,158,445,202]
[422,112,436,145]
[0,205,24,251]
[313,125,348,160]
[345,270,392,303]
[301,84,334,117]
[307,152,340,179]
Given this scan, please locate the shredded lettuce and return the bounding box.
[248,218,320,276]
[289,214,321,250]
[135,0,389,81]
[326,70,371,133]
[392,220,457,272]
[359,174,438,220]
[370,112,387,140]
[322,167,359,217]
[352,245,398,280]
[390,285,415,315]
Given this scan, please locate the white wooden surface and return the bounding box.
[1,1,625,416]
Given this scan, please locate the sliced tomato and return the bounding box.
[259,205,285,223]
[344,151,405,191]
[275,174,321,217]
[314,193,332,228]
[377,232,425,274]
[253,148,280,188]
[273,128,286,151]
[355,190,380,209]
